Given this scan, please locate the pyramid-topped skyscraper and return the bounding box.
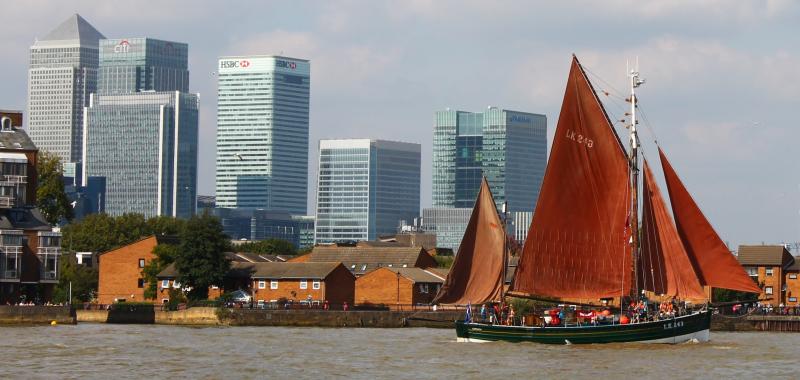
[28,14,105,166]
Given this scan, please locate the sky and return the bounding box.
[1,1,798,247]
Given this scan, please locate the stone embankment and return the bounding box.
[221,309,462,328]
[77,306,221,325]
[0,305,76,324]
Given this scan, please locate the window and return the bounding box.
[300,280,308,289]
[258,281,266,289]
[419,283,429,294]
[790,297,798,302]
[766,268,774,276]
[765,286,773,295]
[137,278,144,288]
[313,280,320,290]
[138,258,145,268]
[746,267,758,277]
[791,274,798,280]
[173,281,181,289]
[270,281,278,290]
[161,280,169,288]
[211,285,219,289]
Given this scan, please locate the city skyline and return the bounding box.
[1,2,799,246]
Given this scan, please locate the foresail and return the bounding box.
[510,56,632,300]
[432,177,505,304]
[658,148,761,293]
[639,160,706,299]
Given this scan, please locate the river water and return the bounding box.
[0,324,795,379]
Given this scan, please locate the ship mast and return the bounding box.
[628,58,645,298]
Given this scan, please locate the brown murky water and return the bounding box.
[0,324,795,379]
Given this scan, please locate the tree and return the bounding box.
[174,214,230,300]
[52,256,98,304]
[235,238,296,256]
[142,243,180,299]
[36,150,73,225]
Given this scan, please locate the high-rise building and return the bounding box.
[83,38,198,218]
[215,56,310,214]
[314,139,421,244]
[425,107,546,250]
[27,14,104,165]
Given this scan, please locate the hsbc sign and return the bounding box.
[220,60,251,69]
[276,60,297,70]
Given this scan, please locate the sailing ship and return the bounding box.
[433,55,761,344]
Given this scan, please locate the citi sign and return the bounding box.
[114,40,130,53]
[220,60,251,69]
[276,60,297,70]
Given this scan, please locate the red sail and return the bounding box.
[639,160,706,299]
[510,56,632,300]
[658,148,760,293]
[432,177,505,304]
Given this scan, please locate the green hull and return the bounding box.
[455,310,711,344]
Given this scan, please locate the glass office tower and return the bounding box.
[426,107,546,250]
[215,56,310,215]
[83,38,198,218]
[27,14,105,165]
[314,139,420,244]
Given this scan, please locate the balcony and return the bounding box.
[0,174,26,185]
[0,196,18,209]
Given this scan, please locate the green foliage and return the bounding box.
[235,238,296,256]
[58,213,187,301]
[52,256,98,304]
[509,297,538,316]
[174,214,230,300]
[142,244,181,299]
[712,288,759,303]
[434,255,454,268]
[35,150,73,225]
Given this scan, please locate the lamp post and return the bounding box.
[396,271,401,311]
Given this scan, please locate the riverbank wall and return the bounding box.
[0,306,76,324]
[77,306,221,325]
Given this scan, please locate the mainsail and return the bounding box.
[510,56,632,300]
[639,160,706,299]
[658,148,761,293]
[432,177,505,304]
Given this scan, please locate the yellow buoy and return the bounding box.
[50,320,57,326]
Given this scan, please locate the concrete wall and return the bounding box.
[0,306,75,324]
[77,306,220,325]
[222,309,461,328]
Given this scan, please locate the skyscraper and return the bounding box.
[215,56,310,214]
[314,139,421,244]
[27,14,104,164]
[83,38,198,218]
[425,107,546,250]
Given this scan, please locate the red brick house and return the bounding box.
[355,267,445,308]
[97,236,163,304]
[785,258,800,307]
[157,261,355,306]
[737,245,794,306]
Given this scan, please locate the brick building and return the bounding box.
[355,267,445,308]
[157,261,355,306]
[0,111,62,304]
[293,246,437,276]
[785,259,800,307]
[97,236,168,304]
[737,245,794,306]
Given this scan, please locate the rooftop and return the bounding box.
[299,246,434,275]
[35,14,105,47]
[737,245,794,267]
[158,261,345,280]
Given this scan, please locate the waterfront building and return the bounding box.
[427,107,546,251]
[785,258,800,307]
[314,139,421,244]
[27,14,104,165]
[355,267,445,309]
[737,245,794,307]
[97,236,170,304]
[0,112,62,304]
[215,56,310,214]
[292,215,316,249]
[83,38,198,218]
[157,261,355,306]
[293,246,437,277]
